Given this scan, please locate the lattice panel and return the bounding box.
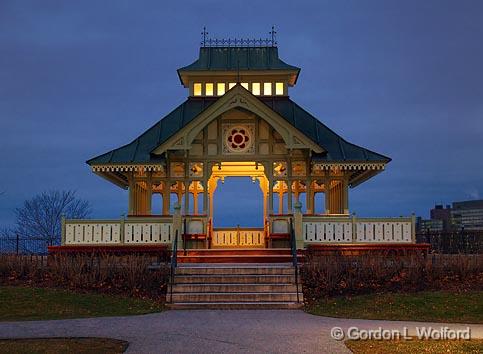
[65,223,121,244]
[239,230,264,247]
[212,229,265,247]
[356,222,411,242]
[124,223,172,244]
[212,230,239,247]
[303,222,353,242]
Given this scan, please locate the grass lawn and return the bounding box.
[0,337,128,354]
[0,286,163,321]
[306,291,483,323]
[346,339,483,354]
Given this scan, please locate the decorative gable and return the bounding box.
[152,85,323,156]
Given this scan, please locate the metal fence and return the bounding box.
[416,230,482,254]
[0,235,58,255]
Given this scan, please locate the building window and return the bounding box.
[241,82,249,90]
[193,83,202,96]
[275,82,284,95]
[217,83,226,96]
[263,82,272,96]
[252,82,261,96]
[205,83,214,96]
[228,82,236,90]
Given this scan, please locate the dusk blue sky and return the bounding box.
[1,1,482,227]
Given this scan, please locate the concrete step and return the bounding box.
[174,274,296,284]
[166,302,304,310]
[177,255,295,263]
[181,248,292,256]
[170,292,301,303]
[168,261,303,308]
[171,283,298,293]
[176,265,295,276]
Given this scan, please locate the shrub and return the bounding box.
[0,254,169,302]
[301,250,483,304]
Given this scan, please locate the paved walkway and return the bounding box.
[0,310,481,353]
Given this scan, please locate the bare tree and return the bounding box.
[14,190,91,246]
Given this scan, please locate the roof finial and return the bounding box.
[201,26,208,47]
[269,25,277,47]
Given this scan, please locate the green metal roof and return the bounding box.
[178,47,300,73]
[263,98,391,163]
[87,99,215,165]
[87,95,390,166]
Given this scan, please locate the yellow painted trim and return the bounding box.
[91,164,165,173]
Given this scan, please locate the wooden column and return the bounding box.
[263,193,268,221]
[293,181,300,203]
[209,193,214,218]
[137,185,142,214]
[268,179,274,214]
[162,181,170,215]
[207,177,218,219]
[258,176,269,222]
[140,184,146,215]
[330,182,335,214]
[176,181,183,208]
[128,173,135,216]
[339,181,343,213]
[202,179,208,215]
[134,184,139,215]
[324,177,331,215]
[184,181,190,215]
[146,173,153,215]
[305,179,312,214]
[331,181,340,214]
[287,180,293,213]
[310,181,318,214]
[193,181,199,215]
[343,177,349,214]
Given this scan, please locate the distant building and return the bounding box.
[418,200,483,232]
[430,204,452,231]
[418,218,444,232]
[451,200,483,230]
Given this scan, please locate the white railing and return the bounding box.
[63,217,174,245]
[65,221,121,245]
[302,215,415,244]
[212,228,265,248]
[124,222,172,244]
[303,219,353,243]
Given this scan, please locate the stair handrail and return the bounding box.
[183,218,187,255]
[264,217,270,248]
[289,218,300,303]
[207,217,213,249]
[169,230,178,303]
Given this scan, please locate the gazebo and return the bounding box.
[51,37,419,256]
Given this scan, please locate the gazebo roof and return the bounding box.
[177,47,300,86]
[87,94,390,166]
[178,46,300,71]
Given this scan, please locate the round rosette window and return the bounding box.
[226,126,252,152]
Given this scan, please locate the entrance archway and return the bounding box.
[207,162,269,248]
[212,177,264,228]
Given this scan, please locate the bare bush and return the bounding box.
[302,250,483,303]
[0,253,169,301]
